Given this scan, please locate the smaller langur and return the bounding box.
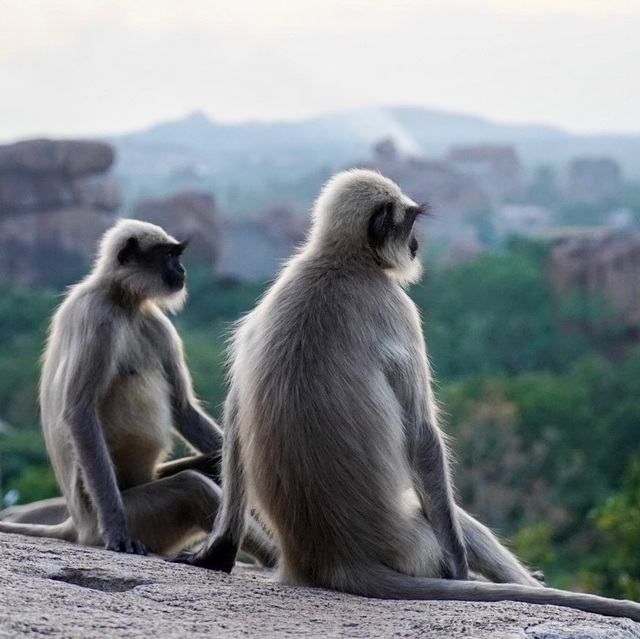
[179,170,640,622]
[0,220,275,563]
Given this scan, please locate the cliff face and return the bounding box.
[1,535,639,639]
[0,139,120,287]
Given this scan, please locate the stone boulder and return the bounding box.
[2,534,639,638]
[133,191,219,268]
[0,138,120,287]
[0,139,118,215]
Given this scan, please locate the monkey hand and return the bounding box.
[105,533,148,555]
[172,534,238,573]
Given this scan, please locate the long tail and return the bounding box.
[335,565,640,622]
[0,496,68,525]
[0,517,77,543]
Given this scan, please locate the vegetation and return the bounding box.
[1,239,639,597]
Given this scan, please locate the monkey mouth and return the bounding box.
[409,236,418,259]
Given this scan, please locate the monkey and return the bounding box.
[0,219,276,564]
[177,170,640,622]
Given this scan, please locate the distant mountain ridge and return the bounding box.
[107,106,640,215]
[113,105,640,170]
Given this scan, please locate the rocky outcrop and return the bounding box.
[550,232,640,330]
[132,191,219,268]
[0,139,120,287]
[217,207,307,282]
[2,535,640,638]
[0,139,118,215]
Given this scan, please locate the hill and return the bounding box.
[107,106,640,217]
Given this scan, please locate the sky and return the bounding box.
[1,0,640,143]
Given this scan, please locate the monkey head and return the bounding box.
[309,169,425,285]
[95,219,189,312]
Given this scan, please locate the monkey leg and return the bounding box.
[456,507,541,587]
[156,453,221,483]
[0,496,69,525]
[123,470,277,566]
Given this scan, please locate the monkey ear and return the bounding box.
[117,237,139,265]
[176,239,190,256]
[368,203,393,249]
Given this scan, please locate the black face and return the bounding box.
[118,237,187,291]
[368,201,424,262]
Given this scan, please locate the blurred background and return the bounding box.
[1,0,640,598]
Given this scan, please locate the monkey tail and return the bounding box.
[0,517,77,543]
[335,565,640,622]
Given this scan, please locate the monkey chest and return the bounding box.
[101,364,173,449]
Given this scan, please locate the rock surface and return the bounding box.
[1,534,639,638]
[0,138,119,286]
[0,139,118,215]
[133,191,219,268]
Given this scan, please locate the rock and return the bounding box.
[1,534,639,638]
[0,139,119,217]
[0,206,116,287]
[0,138,120,286]
[133,191,219,267]
[0,139,114,177]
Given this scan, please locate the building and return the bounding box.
[445,145,523,202]
[567,157,622,205]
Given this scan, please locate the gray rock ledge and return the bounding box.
[1,534,639,638]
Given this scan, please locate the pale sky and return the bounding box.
[1,0,640,142]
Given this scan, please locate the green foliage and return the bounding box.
[416,238,596,379]
[6,466,60,504]
[0,287,58,431]
[1,427,52,503]
[585,459,640,599]
[180,268,267,327]
[512,523,556,573]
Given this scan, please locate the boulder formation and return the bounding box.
[0,139,120,287]
[132,191,219,269]
[1,534,639,638]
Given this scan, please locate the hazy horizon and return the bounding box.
[2,0,639,143]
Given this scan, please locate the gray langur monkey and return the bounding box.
[178,170,640,622]
[0,219,275,563]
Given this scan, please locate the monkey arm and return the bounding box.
[65,404,143,554]
[409,423,469,580]
[382,363,468,580]
[62,321,146,554]
[160,322,224,454]
[172,403,223,454]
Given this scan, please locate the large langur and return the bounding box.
[179,170,640,621]
[0,220,275,563]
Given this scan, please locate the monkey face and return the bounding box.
[368,200,424,273]
[158,245,187,291]
[117,236,188,295]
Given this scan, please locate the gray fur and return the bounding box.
[0,219,275,564]
[183,170,640,621]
